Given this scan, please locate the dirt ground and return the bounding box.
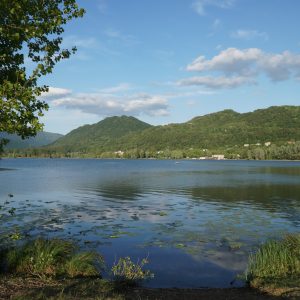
[125,287,283,300]
[1,276,299,300]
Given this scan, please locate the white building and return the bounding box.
[212,154,225,160]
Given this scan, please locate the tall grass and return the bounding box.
[3,238,103,279]
[246,234,300,284]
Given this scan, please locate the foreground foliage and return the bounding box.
[0,0,84,139]
[246,234,300,296]
[0,235,298,298]
[2,238,103,279]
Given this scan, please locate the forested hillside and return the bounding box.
[5,106,300,160]
[50,115,152,152]
[115,106,300,150]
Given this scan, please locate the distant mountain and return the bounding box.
[50,115,152,152]
[19,106,300,155]
[0,132,63,149]
[116,106,300,150]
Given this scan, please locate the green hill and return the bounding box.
[115,106,300,150]
[50,115,153,152]
[9,106,300,159]
[0,132,63,149]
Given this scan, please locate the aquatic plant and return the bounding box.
[111,256,154,286]
[246,234,300,287]
[3,238,103,279]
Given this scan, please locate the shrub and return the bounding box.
[246,234,300,284]
[111,256,154,286]
[65,252,102,278]
[3,238,103,279]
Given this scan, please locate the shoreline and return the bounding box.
[1,156,300,162]
[0,276,286,300]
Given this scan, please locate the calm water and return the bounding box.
[0,158,299,288]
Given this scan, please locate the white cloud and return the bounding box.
[178,47,300,89]
[187,48,262,76]
[177,76,255,89]
[104,28,138,46]
[186,48,300,81]
[231,29,269,41]
[41,87,72,99]
[47,87,169,117]
[261,51,300,81]
[192,0,235,15]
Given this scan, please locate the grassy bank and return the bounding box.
[0,236,299,299]
[246,234,300,298]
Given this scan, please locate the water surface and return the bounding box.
[0,159,299,287]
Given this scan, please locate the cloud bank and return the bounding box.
[178,76,255,89]
[41,87,72,99]
[42,85,169,117]
[192,0,235,15]
[178,48,300,88]
[231,30,269,41]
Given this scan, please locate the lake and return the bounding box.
[0,158,299,288]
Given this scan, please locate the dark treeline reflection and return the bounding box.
[187,184,300,225]
[83,181,144,201]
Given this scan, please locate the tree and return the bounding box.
[0,0,85,139]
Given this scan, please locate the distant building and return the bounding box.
[114,150,124,156]
[244,144,249,147]
[212,154,225,160]
[264,142,271,147]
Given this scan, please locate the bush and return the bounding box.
[246,234,300,285]
[3,238,103,279]
[111,256,154,286]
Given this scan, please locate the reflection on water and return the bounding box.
[0,159,299,288]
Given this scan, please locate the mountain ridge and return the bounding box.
[46,105,300,153]
[3,106,300,157]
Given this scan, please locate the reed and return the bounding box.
[246,234,300,284]
[3,238,103,279]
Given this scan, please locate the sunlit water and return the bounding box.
[0,158,299,287]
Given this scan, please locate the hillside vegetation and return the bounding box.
[116,106,300,150]
[5,106,300,159]
[51,115,152,152]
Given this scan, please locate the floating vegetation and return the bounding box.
[174,243,186,249]
[158,211,168,216]
[109,235,120,239]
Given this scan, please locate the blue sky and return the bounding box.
[39,0,300,134]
